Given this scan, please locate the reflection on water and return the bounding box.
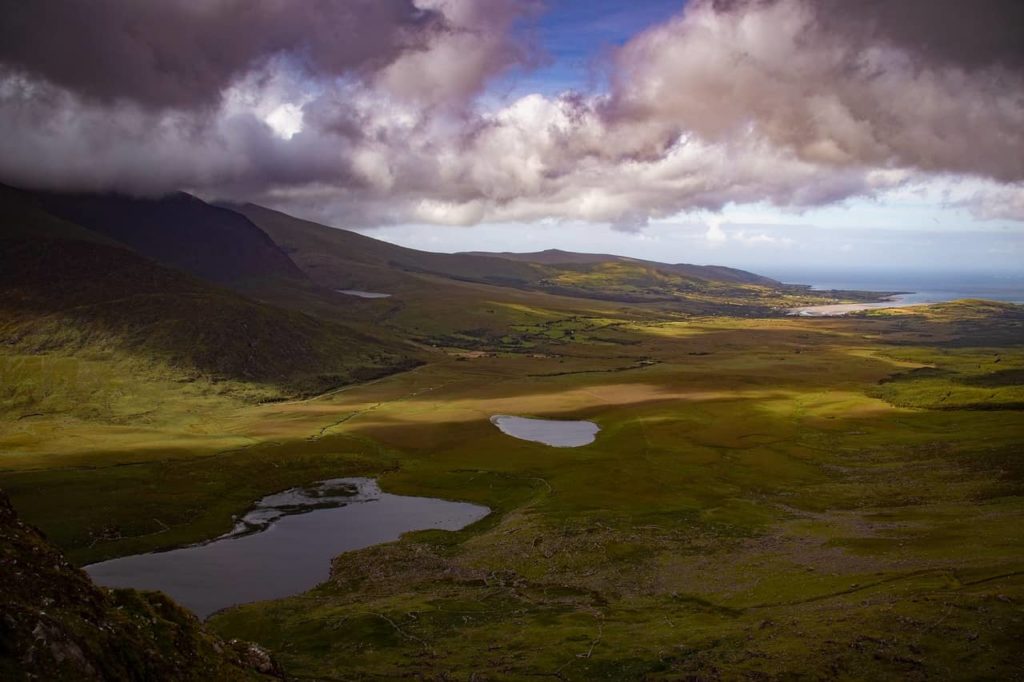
[336,289,391,299]
[491,414,599,447]
[85,478,489,618]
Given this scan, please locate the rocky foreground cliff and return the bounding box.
[0,489,281,681]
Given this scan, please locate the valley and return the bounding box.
[3,3,1022,679]
[1,189,1022,679]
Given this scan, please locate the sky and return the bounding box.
[0,0,1022,276]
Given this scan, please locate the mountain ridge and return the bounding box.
[23,189,306,285]
[230,204,790,307]
[227,202,544,290]
[461,248,780,286]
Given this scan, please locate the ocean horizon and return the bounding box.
[764,269,1024,305]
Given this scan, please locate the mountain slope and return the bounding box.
[26,189,305,284]
[463,248,780,286]
[0,187,417,399]
[230,204,791,309]
[229,203,543,291]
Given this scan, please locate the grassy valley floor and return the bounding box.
[2,300,1022,679]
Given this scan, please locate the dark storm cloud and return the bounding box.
[0,0,439,109]
[0,0,1021,225]
[817,0,1024,71]
[706,0,1024,70]
[0,0,540,205]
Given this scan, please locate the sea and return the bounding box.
[765,270,1024,306]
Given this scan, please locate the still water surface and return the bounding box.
[85,478,489,618]
[490,415,599,447]
[336,289,392,298]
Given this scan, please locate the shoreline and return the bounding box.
[786,293,921,317]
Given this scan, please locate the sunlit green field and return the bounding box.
[2,295,1022,679]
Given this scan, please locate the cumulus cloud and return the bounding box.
[0,0,1022,228]
[0,0,537,200]
[607,0,1024,181]
[0,68,359,196]
[374,0,542,109]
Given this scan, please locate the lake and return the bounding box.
[491,415,599,447]
[84,478,489,619]
[336,289,392,299]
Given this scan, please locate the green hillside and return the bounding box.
[229,202,543,291]
[464,247,780,285]
[231,203,852,313]
[6,190,1020,682]
[0,188,419,405]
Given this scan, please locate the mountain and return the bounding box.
[0,186,417,398]
[230,204,789,308]
[462,248,780,286]
[226,203,543,291]
[0,489,281,680]
[27,190,305,284]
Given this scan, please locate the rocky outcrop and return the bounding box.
[0,489,281,681]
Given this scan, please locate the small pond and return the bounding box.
[84,478,489,618]
[336,289,392,299]
[490,415,599,447]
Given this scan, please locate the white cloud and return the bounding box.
[0,0,1022,235]
[264,104,305,139]
[705,219,727,243]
